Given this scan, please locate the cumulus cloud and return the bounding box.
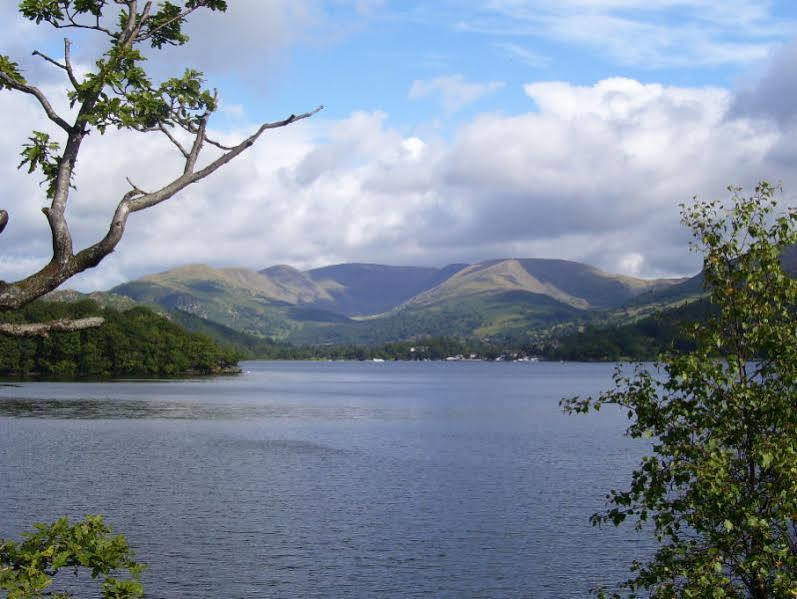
[409,75,506,114]
[731,40,797,125]
[435,77,784,272]
[2,1,345,91]
[3,68,797,291]
[162,0,323,76]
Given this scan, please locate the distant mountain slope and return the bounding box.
[259,265,335,303]
[405,258,683,310]
[111,265,332,339]
[622,272,705,312]
[108,259,690,344]
[137,264,332,305]
[290,288,587,345]
[301,263,469,316]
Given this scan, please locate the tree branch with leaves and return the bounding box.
[0,1,322,332]
[563,182,797,598]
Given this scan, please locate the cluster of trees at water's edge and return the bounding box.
[171,300,710,363]
[0,300,242,378]
[0,294,720,379]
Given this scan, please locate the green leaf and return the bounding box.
[17,131,62,198]
[0,55,26,88]
[761,452,773,469]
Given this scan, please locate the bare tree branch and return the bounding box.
[32,40,80,90]
[0,72,72,133]
[50,4,116,37]
[0,105,323,311]
[249,105,324,133]
[125,177,148,195]
[32,50,67,72]
[53,8,115,38]
[158,124,190,158]
[63,39,81,90]
[202,134,235,151]
[1,2,323,313]
[0,317,105,337]
[53,23,114,36]
[184,113,208,174]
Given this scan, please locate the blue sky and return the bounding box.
[230,1,797,127]
[2,0,797,290]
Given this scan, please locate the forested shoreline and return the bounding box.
[0,296,707,380]
[0,300,242,379]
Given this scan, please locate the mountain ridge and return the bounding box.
[107,257,688,344]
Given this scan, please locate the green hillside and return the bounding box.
[0,300,242,378]
[112,277,310,340]
[289,289,587,345]
[538,299,711,361]
[108,258,685,345]
[405,259,683,310]
[300,262,469,316]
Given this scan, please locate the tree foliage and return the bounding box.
[0,299,242,378]
[0,1,320,312]
[0,515,144,598]
[541,300,711,362]
[563,182,797,597]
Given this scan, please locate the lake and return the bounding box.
[0,360,654,598]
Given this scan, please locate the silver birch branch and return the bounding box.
[0,317,105,337]
[0,106,323,311]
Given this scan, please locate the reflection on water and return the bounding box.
[0,397,397,421]
[0,361,653,598]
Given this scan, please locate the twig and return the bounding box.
[32,50,67,72]
[63,39,81,90]
[0,72,72,132]
[125,177,149,195]
[158,124,190,158]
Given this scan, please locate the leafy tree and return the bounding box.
[0,1,321,328]
[562,182,796,597]
[0,4,307,588]
[0,515,144,598]
[0,299,243,377]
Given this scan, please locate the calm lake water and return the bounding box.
[0,361,653,598]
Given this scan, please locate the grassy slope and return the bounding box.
[289,290,587,345]
[106,259,696,345]
[303,262,469,316]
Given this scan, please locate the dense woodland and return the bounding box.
[538,300,710,361]
[0,300,242,378]
[0,296,709,380]
[171,301,708,362]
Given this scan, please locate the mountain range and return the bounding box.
[104,258,692,345]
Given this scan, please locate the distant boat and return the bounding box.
[372,358,385,362]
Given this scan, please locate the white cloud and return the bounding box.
[163,0,322,75]
[3,72,797,292]
[459,0,794,68]
[731,39,797,125]
[497,43,551,68]
[409,75,505,114]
